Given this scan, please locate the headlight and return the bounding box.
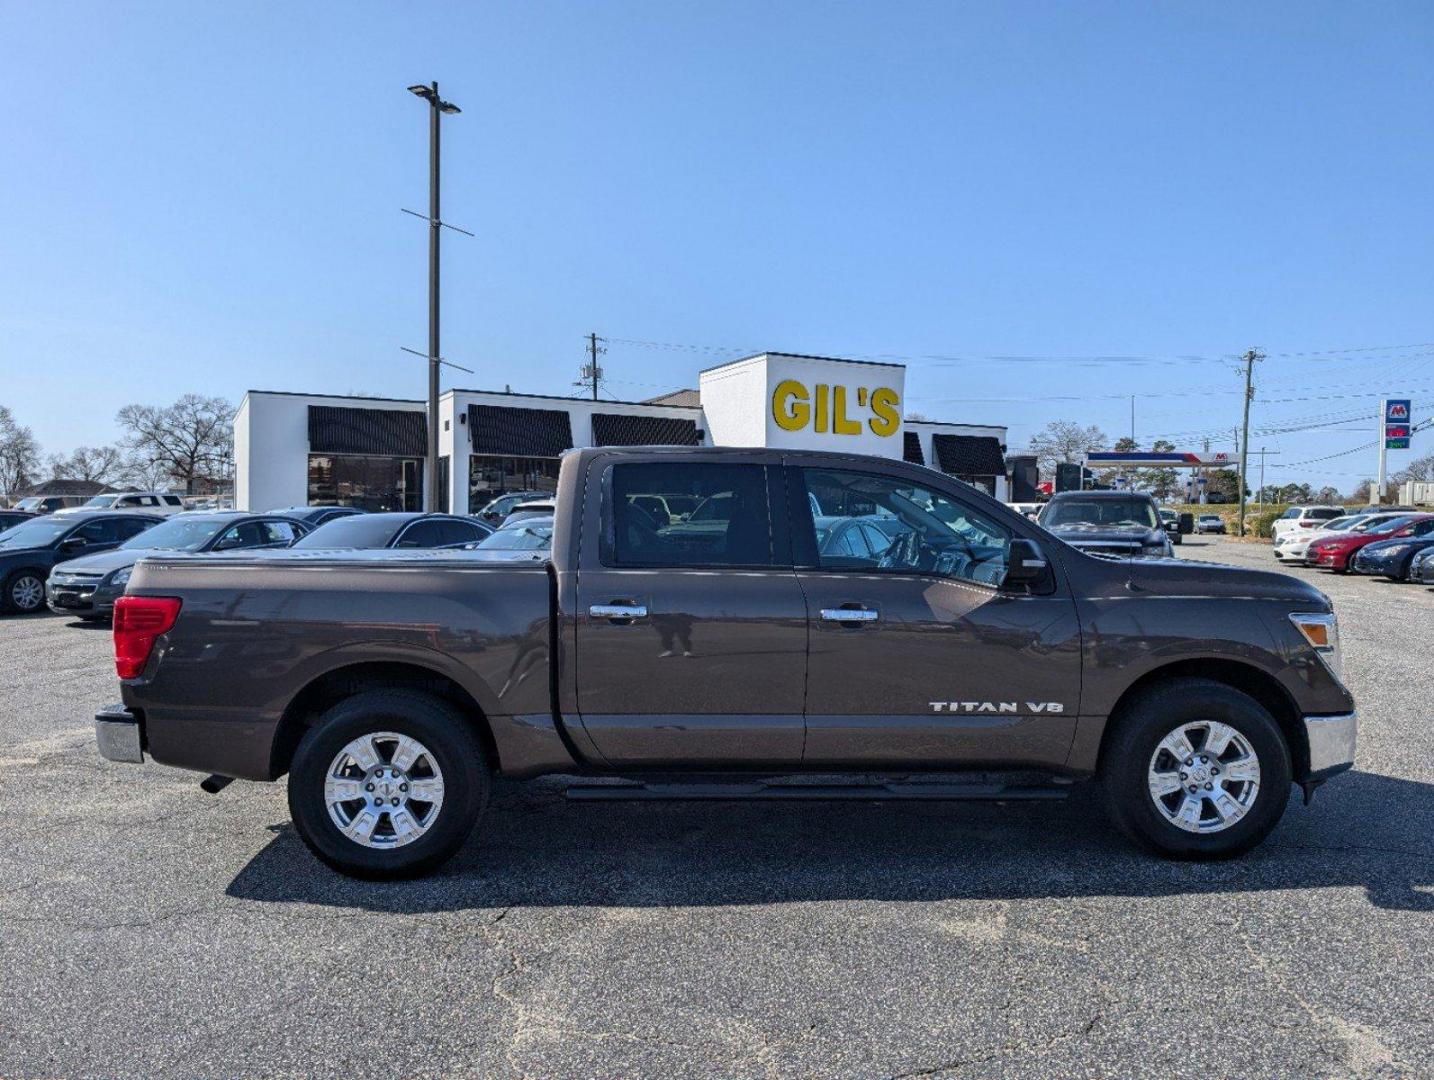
[109,566,132,588]
[1376,544,1409,557]
[1289,612,1341,682]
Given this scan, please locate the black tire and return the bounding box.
[3,570,48,614]
[287,689,490,879]
[1100,677,1292,859]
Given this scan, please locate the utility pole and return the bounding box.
[1258,445,1266,507]
[407,81,462,512]
[1130,395,1135,445]
[1237,348,1264,536]
[1376,399,1389,503]
[576,333,606,401]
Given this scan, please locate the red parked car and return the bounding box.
[1306,514,1434,573]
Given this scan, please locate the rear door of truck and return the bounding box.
[571,451,808,769]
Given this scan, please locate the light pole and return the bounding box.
[408,81,460,512]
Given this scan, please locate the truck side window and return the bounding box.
[606,462,772,568]
[799,468,1011,587]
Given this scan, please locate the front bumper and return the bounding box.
[95,704,144,764]
[47,579,121,615]
[1303,711,1356,779]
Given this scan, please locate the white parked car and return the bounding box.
[54,492,187,517]
[1270,505,1346,541]
[1005,502,1043,520]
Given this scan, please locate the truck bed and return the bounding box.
[121,549,557,780]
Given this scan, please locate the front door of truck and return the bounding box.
[788,463,1082,771]
[573,457,808,769]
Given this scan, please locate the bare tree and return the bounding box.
[46,444,125,485]
[0,405,42,503]
[1028,420,1108,478]
[1391,453,1434,484]
[116,394,235,495]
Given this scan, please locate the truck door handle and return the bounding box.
[590,603,648,622]
[820,607,879,624]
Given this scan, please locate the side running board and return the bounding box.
[564,779,1070,802]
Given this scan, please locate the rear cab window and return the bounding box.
[603,461,774,568]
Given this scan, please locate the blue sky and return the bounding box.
[2,1,1431,489]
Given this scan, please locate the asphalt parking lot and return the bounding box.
[2,536,1431,1079]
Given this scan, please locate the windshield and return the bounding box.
[12,498,42,511]
[1041,498,1160,529]
[0,516,74,548]
[477,520,553,550]
[81,494,120,509]
[119,515,229,551]
[1320,516,1359,532]
[1365,516,1412,535]
[293,515,405,549]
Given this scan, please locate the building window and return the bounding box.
[468,455,562,511]
[307,455,422,511]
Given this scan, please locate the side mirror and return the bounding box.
[1178,512,1194,535]
[1003,538,1049,588]
[60,536,86,552]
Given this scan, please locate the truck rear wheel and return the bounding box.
[288,690,490,879]
[1100,678,1291,859]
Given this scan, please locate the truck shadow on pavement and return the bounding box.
[227,769,1433,914]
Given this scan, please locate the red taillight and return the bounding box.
[113,596,182,679]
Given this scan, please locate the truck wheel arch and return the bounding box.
[270,660,500,780]
[1098,659,1309,780]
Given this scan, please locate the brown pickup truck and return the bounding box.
[96,446,1356,878]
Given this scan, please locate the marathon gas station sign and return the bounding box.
[1385,399,1412,450]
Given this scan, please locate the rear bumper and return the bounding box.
[1303,711,1356,777]
[95,704,144,764]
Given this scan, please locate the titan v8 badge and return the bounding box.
[929,701,1065,714]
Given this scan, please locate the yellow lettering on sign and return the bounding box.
[772,380,810,431]
[832,386,862,435]
[814,384,829,433]
[868,387,900,436]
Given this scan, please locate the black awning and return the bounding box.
[591,412,701,447]
[932,434,1006,477]
[468,404,574,457]
[308,406,427,457]
[903,431,925,465]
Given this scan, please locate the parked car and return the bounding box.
[1272,513,1382,563]
[1350,521,1434,581]
[1270,505,1347,542]
[502,500,557,524]
[1005,502,1043,521]
[1411,546,1434,585]
[47,512,308,620]
[1157,508,1192,546]
[1037,491,1173,558]
[812,514,912,561]
[57,492,186,517]
[97,446,1356,878]
[473,490,549,527]
[10,495,86,514]
[293,512,493,551]
[0,510,37,533]
[1307,514,1434,573]
[1194,514,1227,535]
[0,511,162,613]
[265,505,366,528]
[461,516,555,563]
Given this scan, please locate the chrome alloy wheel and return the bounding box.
[11,574,45,612]
[1147,720,1261,834]
[324,731,445,849]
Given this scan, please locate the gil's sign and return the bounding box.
[772,380,900,437]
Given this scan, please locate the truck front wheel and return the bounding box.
[1101,678,1292,859]
[288,690,490,879]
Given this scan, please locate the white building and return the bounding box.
[234,352,1009,514]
